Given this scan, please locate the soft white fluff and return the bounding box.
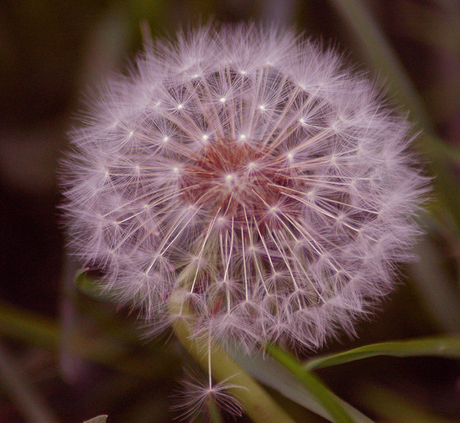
[62,24,428,351]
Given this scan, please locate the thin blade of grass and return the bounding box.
[0,342,60,423]
[329,0,460,230]
[232,347,373,423]
[266,345,360,423]
[329,0,432,126]
[0,300,176,379]
[305,336,460,371]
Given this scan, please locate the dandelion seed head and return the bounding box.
[61,23,428,352]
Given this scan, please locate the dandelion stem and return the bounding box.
[208,330,213,388]
[207,399,224,423]
[169,292,299,423]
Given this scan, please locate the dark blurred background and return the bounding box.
[0,0,459,422]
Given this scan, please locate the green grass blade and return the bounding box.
[232,347,373,423]
[267,345,358,423]
[305,336,460,371]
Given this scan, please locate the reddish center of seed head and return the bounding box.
[180,138,303,230]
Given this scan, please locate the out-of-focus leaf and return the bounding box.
[74,269,111,301]
[83,416,108,423]
[424,78,460,124]
[391,0,460,58]
[408,228,460,333]
[305,336,460,371]
[360,384,458,423]
[232,347,373,423]
[328,0,460,232]
[328,0,432,126]
[0,301,178,379]
[0,342,60,423]
[0,300,57,350]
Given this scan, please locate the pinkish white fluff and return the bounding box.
[62,24,427,351]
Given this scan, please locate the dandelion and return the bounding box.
[61,24,427,355]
